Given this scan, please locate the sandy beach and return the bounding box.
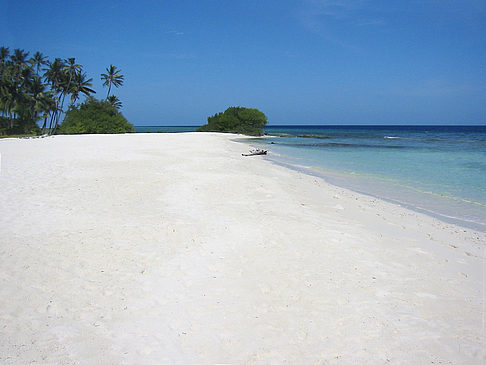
[0,132,484,364]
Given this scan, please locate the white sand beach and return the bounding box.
[0,133,485,364]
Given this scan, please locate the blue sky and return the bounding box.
[2,0,486,125]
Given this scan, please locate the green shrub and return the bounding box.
[56,97,134,134]
[197,107,267,136]
[0,116,40,136]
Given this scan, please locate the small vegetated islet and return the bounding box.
[197,107,268,136]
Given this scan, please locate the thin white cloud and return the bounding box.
[306,0,366,18]
[140,51,196,61]
[298,0,485,48]
[166,30,184,36]
[417,0,486,12]
[356,19,385,27]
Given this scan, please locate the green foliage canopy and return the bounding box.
[0,46,99,135]
[56,97,134,134]
[0,46,126,136]
[197,107,267,136]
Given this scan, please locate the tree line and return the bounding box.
[0,46,125,135]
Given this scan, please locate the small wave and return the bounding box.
[399,185,486,208]
[279,142,408,149]
[292,163,313,169]
[298,134,330,139]
[384,136,401,139]
[405,204,486,229]
[264,133,294,137]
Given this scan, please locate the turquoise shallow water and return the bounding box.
[135,125,486,231]
[254,125,486,231]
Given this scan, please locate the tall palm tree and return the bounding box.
[0,47,9,64]
[0,78,14,119]
[69,71,96,105]
[53,57,82,127]
[0,50,30,128]
[0,64,14,113]
[44,58,65,92]
[9,49,30,95]
[64,58,81,86]
[0,48,12,116]
[40,95,56,133]
[0,47,9,79]
[101,64,124,98]
[30,51,47,74]
[29,76,53,119]
[43,58,65,132]
[11,49,29,67]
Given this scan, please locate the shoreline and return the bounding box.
[261,154,486,232]
[235,133,486,233]
[1,133,485,363]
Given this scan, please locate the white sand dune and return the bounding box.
[0,133,485,364]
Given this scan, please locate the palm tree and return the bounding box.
[44,58,65,132]
[64,58,81,86]
[101,64,124,98]
[30,51,48,74]
[107,95,122,110]
[0,78,14,120]
[9,49,30,94]
[18,75,42,133]
[0,47,9,64]
[29,76,55,121]
[69,71,96,105]
[0,50,31,129]
[0,47,9,79]
[44,58,65,92]
[1,47,128,135]
[38,92,56,134]
[53,57,82,128]
[11,49,29,67]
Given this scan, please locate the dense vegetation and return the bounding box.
[57,97,133,134]
[197,107,268,136]
[0,46,127,136]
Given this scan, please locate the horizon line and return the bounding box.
[134,124,486,127]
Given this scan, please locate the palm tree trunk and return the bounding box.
[41,117,47,133]
[106,84,111,99]
[49,92,63,135]
[48,108,57,133]
[8,110,15,129]
[54,92,67,129]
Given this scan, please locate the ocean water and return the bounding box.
[249,125,486,232]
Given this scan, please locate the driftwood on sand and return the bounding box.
[242,148,267,156]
